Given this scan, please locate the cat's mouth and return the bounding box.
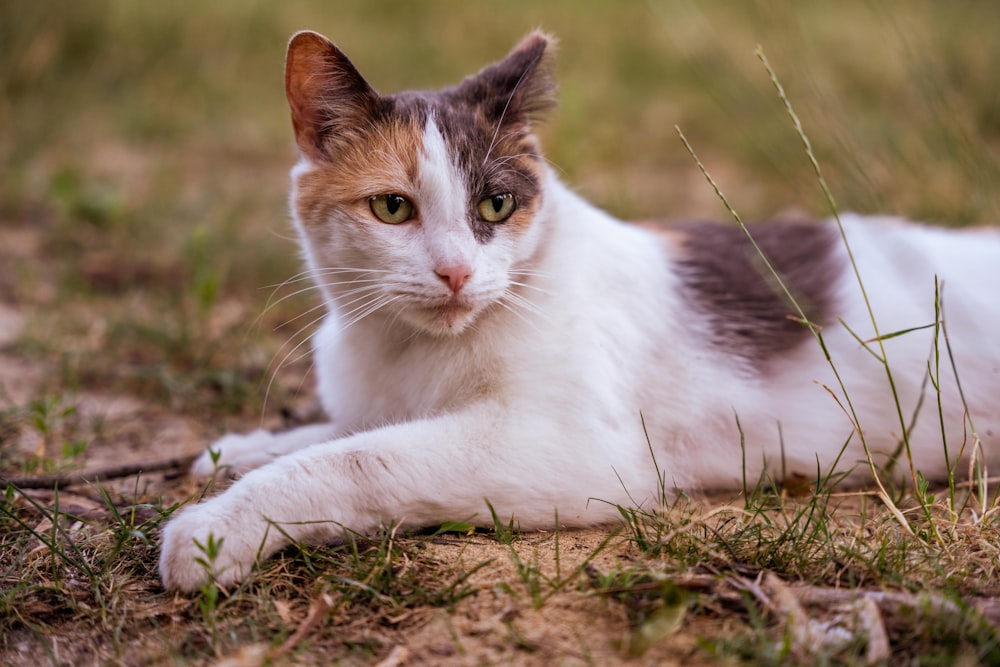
[409,295,480,335]
[432,298,475,325]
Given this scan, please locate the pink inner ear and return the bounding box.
[285,32,335,159]
[284,31,376,161]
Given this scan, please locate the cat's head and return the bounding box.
[285,30,556,337]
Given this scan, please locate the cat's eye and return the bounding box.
[369,194,414,224]
[477,193,516,223]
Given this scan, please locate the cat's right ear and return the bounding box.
[285,31,378,161]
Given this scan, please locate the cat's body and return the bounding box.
[159,31,1000,592]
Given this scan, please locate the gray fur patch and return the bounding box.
[432,34,554,243]
[671,220,843,365]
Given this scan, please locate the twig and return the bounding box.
[1,454,198,489]
[723,572,999,663]
[763,572,818,658]
[859,595,891,665]
[269,591,336,660]
[373,646,412,667]
[794,584,1000,628]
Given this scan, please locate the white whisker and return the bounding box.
[495,293,544,333]
[256,267,391,325]
[483,66,534,168]
[270,281,385,331]
[503,290,546,318]
[508,279,552,296]
[337,294,407,332]
[260,308,330,419]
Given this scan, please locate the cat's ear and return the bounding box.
[284,31,378,161]
[457,31,557,128]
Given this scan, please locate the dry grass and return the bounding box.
[3,1,1000,664]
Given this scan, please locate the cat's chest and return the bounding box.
[314,320,504,430]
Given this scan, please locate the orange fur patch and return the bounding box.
[294,117,425,228]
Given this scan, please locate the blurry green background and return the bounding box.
[2,0,999,411]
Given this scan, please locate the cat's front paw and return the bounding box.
[190,430,280,477]
[159,500,263,592]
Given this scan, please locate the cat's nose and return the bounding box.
[435,264,473,293]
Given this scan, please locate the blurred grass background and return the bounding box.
[2,0,999,414]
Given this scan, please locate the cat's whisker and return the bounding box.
[494,293,545,333]
[483,128,523,169]
[509,270,555,292]
[266,286,393,384]
[262,266,391,291]
[332,285,413,326]
[491,168,535,182]
[260,281,397,417]
[260,283,413,420]
[509,272,553,283]
[256,268,390,324]
[508,279,552,296]
[269,282,385,331]
[274,300,329,332]
[482,66,535,168]
[260,308,331,417]
[503,290,546,318]
[317,279,386,294]
[337,294,408,333]
[316,279,391,293]
[333,293,390,326]
[510,266,552,276]
[485,151,540,172]
[499,285,545,316]
[255,271,328,326]
[262,279,382,320]
[329,290,392,321]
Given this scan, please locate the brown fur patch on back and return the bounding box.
[669,219,843,365]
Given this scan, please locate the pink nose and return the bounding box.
[435,264,473,293]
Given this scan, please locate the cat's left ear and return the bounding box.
[456,31,557,128]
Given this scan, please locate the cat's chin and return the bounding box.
[405,301,481,337]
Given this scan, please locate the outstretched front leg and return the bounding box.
[159,403,633,592]
[189,423,342,477]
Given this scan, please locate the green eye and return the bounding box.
[477,193,516,223]
[369,194,414,224]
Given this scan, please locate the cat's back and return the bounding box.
[838,214,1000,292]
[642,213,1000,336]
[830,215,999,344]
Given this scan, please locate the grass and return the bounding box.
[3,1,1000,664]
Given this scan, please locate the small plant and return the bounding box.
[586,567,690,657]
[193,533,225,642]
[498,510,620,609]
[485,499,520,545]
[16,394,91,474]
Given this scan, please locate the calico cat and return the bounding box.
[159,30,1000,591]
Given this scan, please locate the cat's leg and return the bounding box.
[159,403,635,592]
[190,423,341,477]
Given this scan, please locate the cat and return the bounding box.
[159,30,1000,592]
